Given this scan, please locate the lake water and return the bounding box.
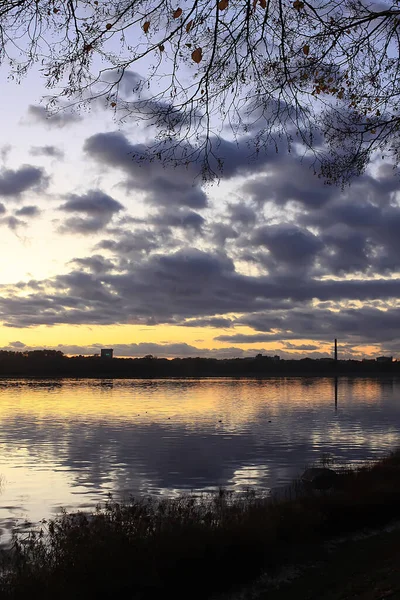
[0,376,399,542]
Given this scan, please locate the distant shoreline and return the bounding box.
[0,372,399,380]
[0,349,399,379]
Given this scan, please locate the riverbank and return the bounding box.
[0,350,399,378]
[1,451,400,599]
[229,523,400,600]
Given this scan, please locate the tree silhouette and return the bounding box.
[2,0,400,182]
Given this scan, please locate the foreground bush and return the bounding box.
[2,451,400,599]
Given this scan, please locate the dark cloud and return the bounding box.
[60,190,124,215]
[252,224,323,268]
[227,202,257,227]
[0,203,6,215]
[291,185,400,276]
[151,209,205,231]
[53,342,253,359]
[8,340,26,349]
[0,165,48,198]
[0,145,12,163]
[0,216,26,231]
[242,158,334,209]
[217,304,400,346]
[30,145,65,159]
[15,205,40,217]
[101,69,142,99]
[183,317,234,328]
[124,99,197,132]
[84,131,208,209]
[27,105,81,128]
[2,241,400,338]
[71,255,116,274]
[61,217,113,234]
[240,148,400,212]
[97,229,172,256]
[0,120,399,357]
[283,343,320,351]
[210,223,240,247]
[59,190,124,234]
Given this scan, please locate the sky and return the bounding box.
[1,59,400,361]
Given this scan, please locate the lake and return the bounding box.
[0,376,399,542]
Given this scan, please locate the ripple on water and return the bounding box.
[0,377,399,537]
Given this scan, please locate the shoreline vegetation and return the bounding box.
[2,452,400,599]
[0,350,399,378]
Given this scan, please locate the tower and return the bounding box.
[334,339,338,362]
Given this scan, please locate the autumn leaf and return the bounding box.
[191,48,203,63]
[293,0,304,9]
[218,0,229,10]
[173,8,182,18]
[259,0,266,8]
[143,21,150,33]
[106,23,112,30]
[302,44,310,56]
[110,102,116,107]
[159,44,165,51]
[186,20,193,33]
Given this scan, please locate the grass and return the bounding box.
[2,451,400,599]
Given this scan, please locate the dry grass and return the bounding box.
[2,451,400,599]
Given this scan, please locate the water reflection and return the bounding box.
[335,377,338,411]
[0,377,399,539]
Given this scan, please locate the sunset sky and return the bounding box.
[0,60,399,361]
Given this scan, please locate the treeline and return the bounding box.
[0,350,398,378]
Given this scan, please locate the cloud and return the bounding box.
[0,165,48,198]
[2,240,400,340]
[283,343,320,351]
[26,105,82,128]
[7,340,26,349]
[56,342,255,359]
[217,304,400,345]
[183,317,234,328]
[1,118,400,359]
[71,255,116,274]
[0,145,12,163]
[59,190,124,215]
[151,209,205,231]
[101,69,142,99]
[0,340,275,359]
[59,190,124,234]
[0,216,26,231]
[252,224,323,269]
[84,131,208,209]
[30,145,65,159]
[15,205,40,217]
[97,229,174,256]
[227,202,257,227]
[61,217,111,234]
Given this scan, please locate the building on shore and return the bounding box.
[100,348,114,359]
[376,356,393,363]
